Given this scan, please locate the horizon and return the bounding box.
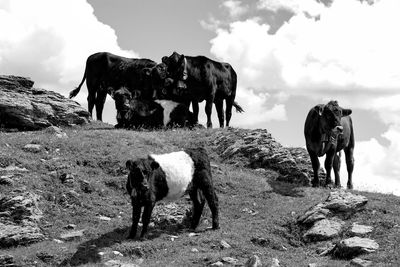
[1,0,400,195]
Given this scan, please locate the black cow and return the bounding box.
[304,100,355,189]
[112,86,195,129]
[162,52,243,128]
[69,52,167,121]
[125,147,219,239]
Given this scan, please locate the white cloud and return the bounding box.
[0,0,137,97]
[257,0,325,17]
[222,0,249,19]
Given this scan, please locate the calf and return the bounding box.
[125,147,219,239]
[304,100,355,189]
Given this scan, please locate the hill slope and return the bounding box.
[0,123,399,266]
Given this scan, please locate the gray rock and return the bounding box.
[151,202,191,228]
[333,237,379,259]
[23,144,42,153]
[268,258,280,267]
[220,240,231,249]
[251,237,287,251]
[0,254,15,267]
[45,126,68,138]
[0,75,89,130]
[211,128,313,185]
[0,175,13,186]
[60,229,85,241]
[297,203,331,225]
[222,257,238,264]
[210,261,224,267]
[350,223,373,236]
[350,258,373,267]
[303,218,344,242]
[323,191,368,213]
[0,223,45,247]
[59,173,74,185]
[245,255,262,267]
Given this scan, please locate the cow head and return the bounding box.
[162,52,187,90]
[111,87,132,111]
[126,158,157,205]
[317,100,352,135]
[124,100,159,126]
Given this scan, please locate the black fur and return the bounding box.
[69,52,167,121]
[162,52,241,128]
[304,100,355,189]
[125,147,219,239]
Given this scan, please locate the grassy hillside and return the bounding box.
[0,122,399,266]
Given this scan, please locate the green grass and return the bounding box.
[0,122,399,266]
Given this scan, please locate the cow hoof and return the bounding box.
[347,183,353,190]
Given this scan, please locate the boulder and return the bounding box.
[0,191,45,247]
[211,128,313,185]
[333,237,379,259]
[245,255,262,267]
[350,223,373,236]
[324,191,368,213]
[303,219,344,242]
[0,75,90,130]
[350,258,373,267]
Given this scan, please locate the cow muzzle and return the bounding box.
[177,80,187,90]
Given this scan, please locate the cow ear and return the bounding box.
[126,160,135,171]
[143,68,152,76]
[150,161,160,170]
[314,105,323,116]
[342,108,352,116]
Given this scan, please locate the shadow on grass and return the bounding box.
[62,219,193,266]
[61,226,129,266]
[269,180,306,198]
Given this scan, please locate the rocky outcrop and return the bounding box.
[0,75,90,130]
[297,191,378,260]
[211,128,323,185]
[0,190,45,247]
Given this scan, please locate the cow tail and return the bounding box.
[69,66,87,99]
[233,101,244,113]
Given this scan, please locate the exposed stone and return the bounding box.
[251,237,287,251]
[23,144,42,153]
[80,179,94,193]
[210,128,314,185]
[191,248,199,253]
[65,224,76,230]
[316,242,335,256]
[245,255,262,267]
[44,126,68,138]
[0,223,45,247]
[323,191,368,213]
[269,258,280,267]
[60,229,85,241]
[0,175,14,186]
[222,257,238,264]
[210,261,224,267]
[350,223,373,236]
[98,215,112,221]
[297,203,331,225]
[104,259,140,267]
[333,237,379,259]
[151,202,191,228]
[59,173,74,185]
[0,254,15,267]
[303,219,344,242]
[0,75,90,130]
[220,240,231,249]
[350,258,373,267]
[36,251,54,263]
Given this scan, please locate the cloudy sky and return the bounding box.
[1,0,400,195]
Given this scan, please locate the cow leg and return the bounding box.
[87,92,96,119]
[189,187,206,230]
[95,90,107,121]
[324,150,335,187]
[333,151,342,188]
[128,204,142,239]
[191,101,199,125]
[205,98,214,128]
[344,146,354,189]
[214,98,224,128]
[140,203,155,239]
[308,149,320,187]
[196,170,219,229]
[225,97,234,127]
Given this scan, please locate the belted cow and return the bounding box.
[161,52,243,128]
[69,52,167,121]
[125,147,220,239]
[304,100,355,189]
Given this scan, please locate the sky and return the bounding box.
[1,0,400,195]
